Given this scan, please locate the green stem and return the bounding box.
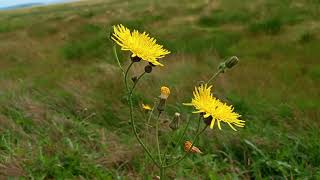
[161,115,193,163]
[177,115,193,147]
[125,61,134,93]
[112,45,125,77]
[207,69,223,84]
[125,69,160,168]
[160,166,165,180]
[160,130,174,164]
[164,124,208,168]
[129,72,146,94]
[146,101,157,128]
[143,101,157,171]
[195,115,202,133]
[156,112,162,165]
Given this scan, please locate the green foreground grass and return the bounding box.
[0,0,319,179]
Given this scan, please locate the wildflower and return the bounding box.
[111,24,170,66]
[184,84,245,131]
[183,84,217,119]
[184,141,202,154]
[131,76,138,83]
[142,103,152,111]
[157,86,170,112]
[169,112,180,130]
[160,86,170,100]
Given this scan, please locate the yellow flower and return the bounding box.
[183,84,216,118]
[184,84,245,131]
[142,103,152,111]
[160,86,170,99]
[111,24,170,66]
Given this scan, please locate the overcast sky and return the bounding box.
[0,0,72,8]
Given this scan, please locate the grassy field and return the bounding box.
[0,0,319,179]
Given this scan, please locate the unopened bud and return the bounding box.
[225,56,239,69]
[144,65,153,73]
[131,55,141,62]
[169,112,180,130]
[131,76,138,83]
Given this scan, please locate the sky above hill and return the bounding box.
[0,0,72,8]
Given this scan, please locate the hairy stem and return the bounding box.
[112,45,125,77]
[124,61,134,92]
[207,69,223,84]
[143,101,157,170]
[125,68,160,168]
[156,112,162,165]
[160,166,165,180]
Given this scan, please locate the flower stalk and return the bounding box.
[111,24,244,179]
[125,64,160,168]
[156,112,162,165]
[112,45,125,78]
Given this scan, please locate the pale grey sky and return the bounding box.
[0,0,72,8]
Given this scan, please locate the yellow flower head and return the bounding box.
[160,86,170,99]
[142,103,152,111]
[183,84,217,118]
[111,24,170,66]
[184,84,245,131]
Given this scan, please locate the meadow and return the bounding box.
[0,0,319,179]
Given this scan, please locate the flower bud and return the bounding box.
[131,76,138,83]
[157,86,170,112]
[144,65,153,73]
[169,112,180,130]
[131,55,141,62]
[225,56,239,69]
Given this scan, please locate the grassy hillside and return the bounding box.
[0,0,319,179]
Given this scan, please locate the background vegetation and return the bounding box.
[0,0,319,179]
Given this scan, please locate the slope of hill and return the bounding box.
[0,0,319,179]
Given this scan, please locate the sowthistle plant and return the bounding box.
[110,24,245,179]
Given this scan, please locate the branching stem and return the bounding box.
[123,62,160,168]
